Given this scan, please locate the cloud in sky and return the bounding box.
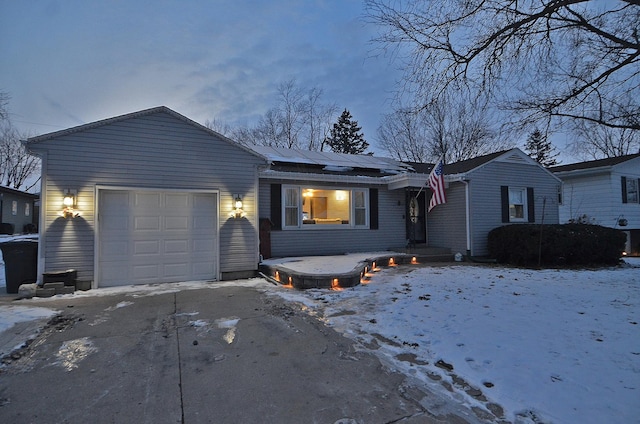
[1,0,401,147]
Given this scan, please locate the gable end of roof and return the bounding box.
[24,106,267,162]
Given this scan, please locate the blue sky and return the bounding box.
[1,0,401,149]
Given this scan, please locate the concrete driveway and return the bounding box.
[0,284,489,423]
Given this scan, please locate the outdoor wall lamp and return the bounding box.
[230,194,246,219]
[61,189,80,218]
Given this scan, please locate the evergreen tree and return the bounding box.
[324,109,369,154]
[524,128,559,167]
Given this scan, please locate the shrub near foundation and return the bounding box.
[488,224,627,266]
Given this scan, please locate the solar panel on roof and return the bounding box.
[250,145,411,173]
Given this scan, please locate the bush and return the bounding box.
[487,224,626,266]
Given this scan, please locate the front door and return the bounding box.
[406,190,426,245]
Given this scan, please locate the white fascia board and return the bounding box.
[553,166,612,179]
[385,173,467,190]
[259,170,388,185]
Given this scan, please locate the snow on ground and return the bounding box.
[0,304,59,334]
[1,247,638,423]
[268,256,640,424]
[261,251,392,274]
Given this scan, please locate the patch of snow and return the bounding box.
[267,257,640,424]
[0,305,58,333]
[262,252,397,274]
[215,317,240,329]
[104,301,134,311]
[189,319,209,328]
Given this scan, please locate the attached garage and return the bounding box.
[97,189,219,287]
[25,106,268,288]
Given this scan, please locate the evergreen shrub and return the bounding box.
[487,224,626,266]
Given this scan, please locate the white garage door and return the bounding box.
[98,190,218,287]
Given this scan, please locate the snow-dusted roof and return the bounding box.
[250,146,413,174]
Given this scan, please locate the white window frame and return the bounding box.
[283,186,300,228]
[282,185,369,229]
[508,187,527,222]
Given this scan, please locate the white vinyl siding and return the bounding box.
[557,157,640,237]
[29,110,265,283]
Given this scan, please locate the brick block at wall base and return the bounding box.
[35,288,56,298]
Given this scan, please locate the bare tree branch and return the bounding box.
[366,0,640,134]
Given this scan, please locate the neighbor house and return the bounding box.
[0,186,38,234]
[551,153,640,256]
[25,107,269,288]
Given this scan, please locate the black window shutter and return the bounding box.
[369,188,378,230]
[500,186,509,223]
[621,177,627,203]
[527,187,535,223]
[270,184,282,230]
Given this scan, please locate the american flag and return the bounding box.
[428,157,446,211]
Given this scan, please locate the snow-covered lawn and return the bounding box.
[1,247,638,423]
[269,256,640,424]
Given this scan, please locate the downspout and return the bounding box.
[462,180,471,257]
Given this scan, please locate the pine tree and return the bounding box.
[324,109,369,154]
[524,128,559,167]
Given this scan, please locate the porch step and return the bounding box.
[399,246,454,261]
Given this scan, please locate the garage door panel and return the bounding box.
[101,191,130,211]
[102,240,130,256]
[134,240,160,255]
[164,263,189,277]
[135,192,162,208]
[165,193,190,208]
[165,216,189,231]
[164,239,189,254]
[99,190,218,287]
[192,261,215,276]
[133,264,160,280]
[193,193,216,208]
[193,216,215,231]
[193,239,216,253]
[101,215,130,231]
[134,216,161,231]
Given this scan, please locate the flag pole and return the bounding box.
[416,155,443,198]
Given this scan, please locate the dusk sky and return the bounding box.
[1,1,402,151]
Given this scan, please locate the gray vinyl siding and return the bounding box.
[259,179,406,257]
[467,161,560,256]
[29,111,265,282]
[426,182,467,254]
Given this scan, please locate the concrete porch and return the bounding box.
[258,248,454,290]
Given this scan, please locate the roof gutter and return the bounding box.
[259,169,390,185]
